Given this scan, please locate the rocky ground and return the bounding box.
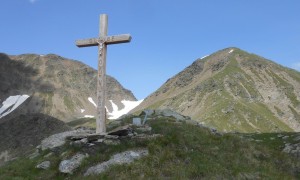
[1,109,300,179]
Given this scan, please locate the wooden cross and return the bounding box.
[75,14,131,134]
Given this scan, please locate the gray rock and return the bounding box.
[155,109,190,121]
[105,135,119,139]
[36,161,51,170]
[87,134,106,142]
[84,149,148,176]
[59,153,89,174]
[71,138,89,147]
[293,136,300,142]
[283,143,300,158]
[282,136,289,140]
[108,125,133,136]
[39,129,94,151]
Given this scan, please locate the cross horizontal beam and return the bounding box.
[76,34,131,47]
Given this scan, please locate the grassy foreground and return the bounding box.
[1,117,299,179]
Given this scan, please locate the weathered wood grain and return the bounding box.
[76,34,131,47]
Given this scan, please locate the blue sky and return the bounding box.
[1,0,300,100]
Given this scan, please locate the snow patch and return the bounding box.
[201,55,209,59]
[88,97,97,107]
[229,49,234,54]
[0,95,30,118]
[108,99,144,119]
[80,109,85,113]
[84,115,95,118]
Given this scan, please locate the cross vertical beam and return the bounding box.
[75,14,131,134]
[97,14,108,134]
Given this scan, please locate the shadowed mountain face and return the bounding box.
[0,53,136,121]
[0,113,71,166]
[133,48,300,133]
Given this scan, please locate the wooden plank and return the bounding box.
[100,14,108,37]
[76,34,131,47]
[96,14,108,134]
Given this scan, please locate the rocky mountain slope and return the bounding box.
[0,53,139,121]
[133,48,300,133]
[0,113,71,166]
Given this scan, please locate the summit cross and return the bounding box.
[75,14,131,134]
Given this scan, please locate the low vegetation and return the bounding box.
[1,116,300,179]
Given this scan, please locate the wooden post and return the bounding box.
[75,14,131,134]
[96,14,108,134]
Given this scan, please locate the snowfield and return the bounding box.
[107,99,144,119]
[0,95,30,118]
[201,55,209,59]
[86,97,143,120]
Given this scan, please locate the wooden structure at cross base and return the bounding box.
[76,14,131,134]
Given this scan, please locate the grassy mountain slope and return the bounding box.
[133,48,300,133]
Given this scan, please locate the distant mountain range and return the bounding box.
[133,48,300,133]
[0,53,141,121]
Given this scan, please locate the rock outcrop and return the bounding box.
[84,149,148,176]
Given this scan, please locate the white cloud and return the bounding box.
[29,0,38,4]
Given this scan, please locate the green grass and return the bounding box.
[1,118,299,179]
[67,117,96,128]
[63,96,75,112]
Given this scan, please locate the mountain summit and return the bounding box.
[0,53,140,121]
[133,48,300,133]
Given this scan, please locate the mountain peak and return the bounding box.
[0,53,138,121]
[133,47,300,133]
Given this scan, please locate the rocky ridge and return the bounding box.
[133,47,300,133]
[0,53,137,121]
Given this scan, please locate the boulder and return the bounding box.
[283,143,300,158]
[59,153,89,174]
[84,149,148,176]
[154,109,190,121]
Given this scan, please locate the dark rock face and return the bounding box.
[0,113,71,165]
[174,60,204,87]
